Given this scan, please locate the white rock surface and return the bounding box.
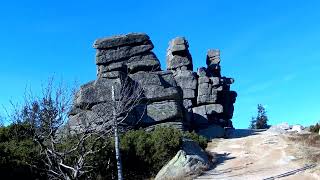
[290,125,304,132]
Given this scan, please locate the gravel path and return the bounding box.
[195,130,320,180]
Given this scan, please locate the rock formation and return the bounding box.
[154,138,212,180]
[68,33,237,135]
[192,49,237,131]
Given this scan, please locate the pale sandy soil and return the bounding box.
[195,130,320,180]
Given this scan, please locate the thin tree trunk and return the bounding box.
[112,85,123,180]
[114,124,123,180]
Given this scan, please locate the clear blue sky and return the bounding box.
[1,0,320,128]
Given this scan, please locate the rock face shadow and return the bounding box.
[199,152,236,176]
[226,129,265,139]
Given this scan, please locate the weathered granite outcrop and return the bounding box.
[190,49,237,131]
[69,33,237,135]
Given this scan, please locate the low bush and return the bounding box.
[119,127,208,179]
[0,123,45,179]
[309,123,320,133]
[0,123,208,179]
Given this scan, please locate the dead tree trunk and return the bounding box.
[112,85,123,180]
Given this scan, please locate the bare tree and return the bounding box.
[96,77,145,180]
[0,115,3,127]
[9,76,145,179]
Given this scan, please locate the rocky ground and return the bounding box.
[196,129,320,180]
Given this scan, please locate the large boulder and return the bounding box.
[155,139,212,180]
[73,78,124,108]
[143,100,183,123]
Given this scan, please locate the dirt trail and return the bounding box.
[196,130,320,180]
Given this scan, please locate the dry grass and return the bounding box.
[286,133,320,163]
[287,133,320,148]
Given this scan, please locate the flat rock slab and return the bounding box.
[96,43,154,64]
[193,104,223,116]
[93,33,150,49]
[127,52,160,73]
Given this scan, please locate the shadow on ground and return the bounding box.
[227,129,266,139]
[197,152,236,178]
[207,153,235,169]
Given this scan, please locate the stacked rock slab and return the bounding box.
[69,33,184,131]
[166,37,197,130]
[69,33,237,135]
[192,49,237,130]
